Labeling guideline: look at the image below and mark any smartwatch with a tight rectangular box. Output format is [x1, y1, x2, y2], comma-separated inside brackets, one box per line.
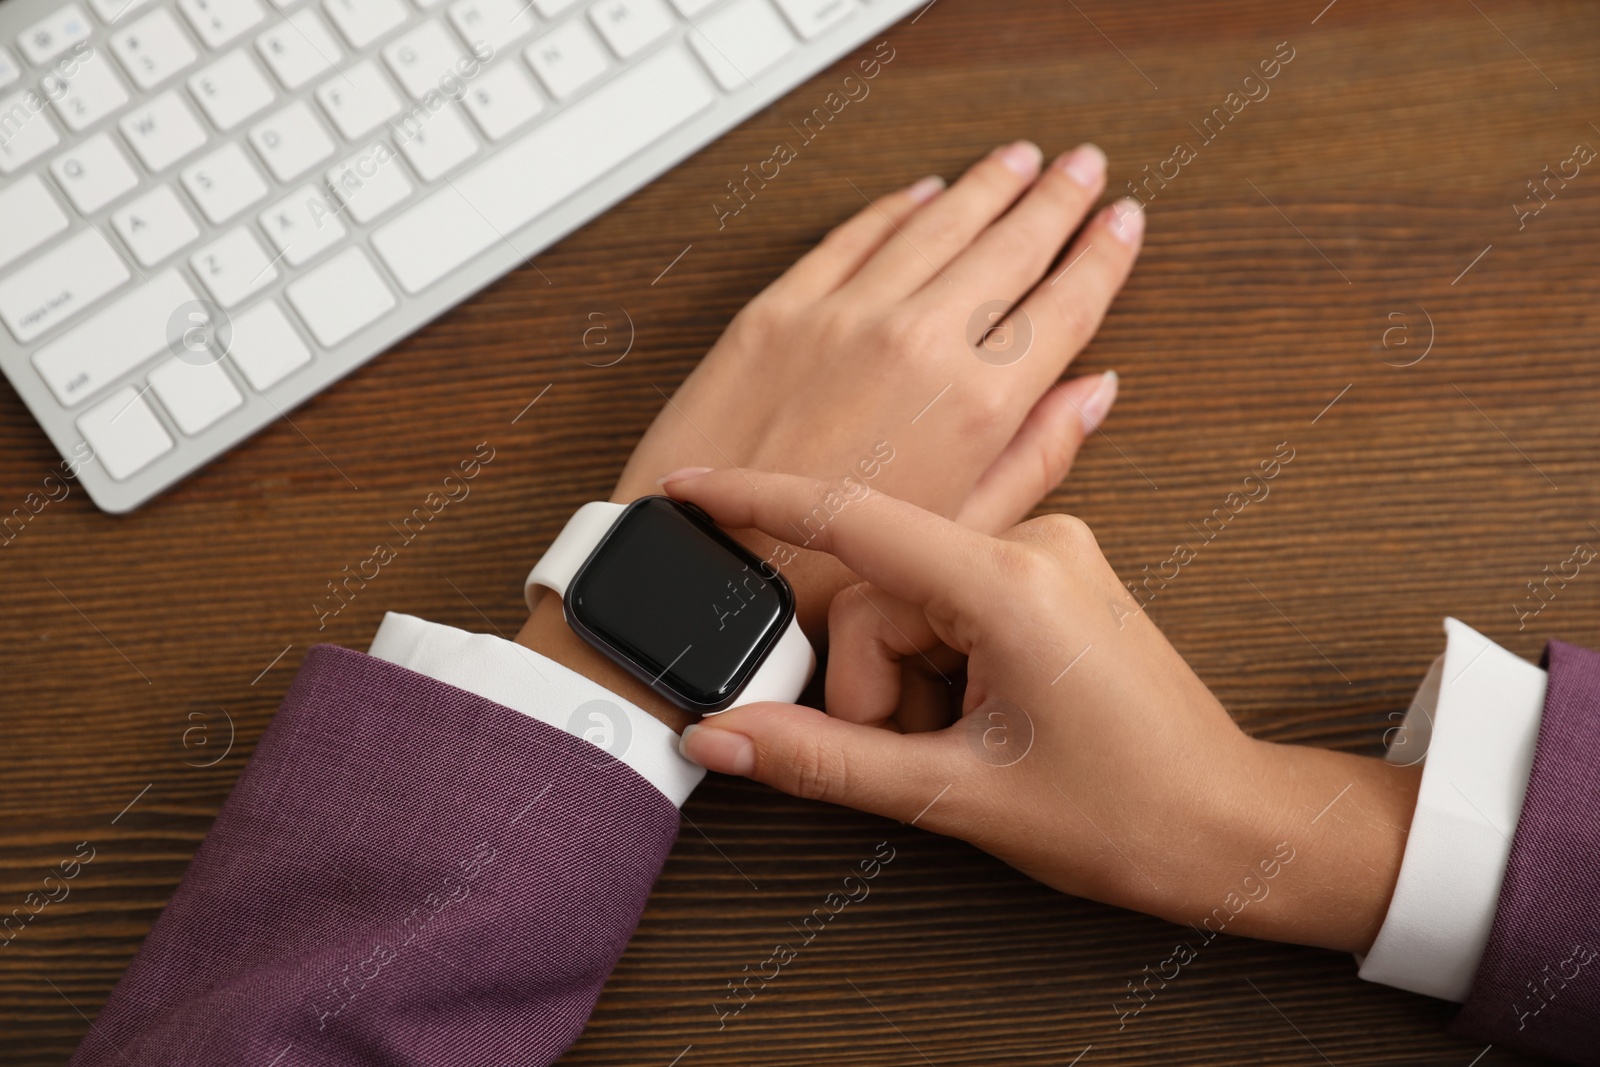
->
[524, 497, 815, 714]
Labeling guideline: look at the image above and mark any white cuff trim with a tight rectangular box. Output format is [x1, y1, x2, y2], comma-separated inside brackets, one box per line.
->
[1358, 617, 1546, 1002]
[367, 612, 705, 808]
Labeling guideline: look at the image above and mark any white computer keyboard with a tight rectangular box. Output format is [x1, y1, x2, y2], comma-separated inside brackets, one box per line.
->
[0, 0, 920, 512]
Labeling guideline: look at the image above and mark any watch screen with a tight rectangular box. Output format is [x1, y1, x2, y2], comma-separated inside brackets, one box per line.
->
[566, 497, 793, 709]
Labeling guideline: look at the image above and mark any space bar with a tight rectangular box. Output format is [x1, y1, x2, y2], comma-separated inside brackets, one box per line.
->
[373, 46, 716, 295]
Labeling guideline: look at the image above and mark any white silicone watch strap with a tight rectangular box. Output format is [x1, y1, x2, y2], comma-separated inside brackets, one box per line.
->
[524, 501, 626, 608]
[523, 501, 815, 709]
[710, 615, 814, 713]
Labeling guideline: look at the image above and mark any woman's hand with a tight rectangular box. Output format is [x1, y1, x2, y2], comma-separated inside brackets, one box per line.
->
[666, 469, 1422, 956]
[521, 141, 1141, 727]
[611, 139, 1140, 634]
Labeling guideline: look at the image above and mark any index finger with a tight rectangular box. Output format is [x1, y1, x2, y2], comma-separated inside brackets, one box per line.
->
[660, 468, 1001, 615]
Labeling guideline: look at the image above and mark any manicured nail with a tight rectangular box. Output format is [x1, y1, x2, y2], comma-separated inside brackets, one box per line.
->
[996, 140, 1043, 178]
[1109, 198, 1145, 244]
[1078, 370, 1118, 434]
[680, 724, 756, 775]
[1060, 143, 1106, 188]
[906, 174, 945, 203]
[656, 465, 714, 486]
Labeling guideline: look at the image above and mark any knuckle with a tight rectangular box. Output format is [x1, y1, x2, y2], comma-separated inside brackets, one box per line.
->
[729, 293, 791, 340]
[993, 539, 1060, 589]
[877, 309, 940, 360]
[786, 733, 849, 803]
[1051, 297, 1104, 349]
[827, 582, 871, 634]
[959, 385, 1014, 438]
[1033, 511, 1098, 552]
[1001, 513, 1098, 573]
[905, 209, 970, 252]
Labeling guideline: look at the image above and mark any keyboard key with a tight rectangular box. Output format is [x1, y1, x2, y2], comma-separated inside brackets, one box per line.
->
[0, 175, 70, 271]
[0, 46, 19, 90]
[111, 9, 200, 90]
[76, 386, 173, 480]
[189, 49, 277, 130]
[374, 45, 712, 293]
[177, 0, 266, 49]
[535, 0, 582, 13]
[382, 21, 465, 99]
[249, 100, 335, 181]
[666, 0, 716, 14]
[120, 90, 209, 170]
[256, 8, 343, 90]
[42, 49, 131, 133]
[589, 0, 674, 59]
[112, 184, 201, 265]
[90, 0, 162, 23]
[149, 356, 243, 433]
[191, 226, 279, 307]
[0, 229, 130, 343]
[461, 60, 542, 140]
[687, 0, 794, 91]
[260, 185, 347, 265]
[0, 91, 60, 174]
[524, 19, 607, 100]
[771, 0, 852, 38]
[182, 142, 269, 222]
[449, 0, 536, 53]
[226, 299, 311, 388]
[393, 100, 476, 180]
[326, 141, 412, 222]
[286, 247, 394, 345]
[51, 133, 141, 213]
[33, 270, 197, 404]
[323, 0, 409, 49]
[315, 60, 402, 139]
[19, 5, 93, 65]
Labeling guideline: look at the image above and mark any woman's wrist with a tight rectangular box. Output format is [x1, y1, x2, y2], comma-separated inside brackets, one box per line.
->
[1146, 736, 1421, 955]
[514, 595, 696, 734]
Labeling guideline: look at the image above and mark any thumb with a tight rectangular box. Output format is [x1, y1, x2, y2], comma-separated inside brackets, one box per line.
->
[680, 703, 964, 826]
[956, 370, 1117, 534]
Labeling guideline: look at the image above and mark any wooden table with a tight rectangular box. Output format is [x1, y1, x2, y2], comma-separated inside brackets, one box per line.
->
[3, 0, 1594, 1062]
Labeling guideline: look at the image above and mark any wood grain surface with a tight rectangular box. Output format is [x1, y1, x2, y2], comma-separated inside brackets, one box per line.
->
[3, 0, 1596, 1063]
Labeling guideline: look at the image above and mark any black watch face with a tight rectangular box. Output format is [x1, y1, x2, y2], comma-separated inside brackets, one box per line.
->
[565, 497, 795, 711]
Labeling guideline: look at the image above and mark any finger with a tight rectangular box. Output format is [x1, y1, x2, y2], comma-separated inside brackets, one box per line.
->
[955, 370, 1118, 533]
[846, 141, 1045, 302]
[825, 581, 944, 726]
[679, 703, 967, 826]
[999, 199, 1144, 391]
[926, 143, 1107, 308]
[660, 468, 999, 614]
[766, 175, 946, 302]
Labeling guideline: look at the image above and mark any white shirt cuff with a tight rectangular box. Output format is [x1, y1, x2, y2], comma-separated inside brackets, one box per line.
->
[367, 612, 705, 808]
[1357, 617, 1546, 1001]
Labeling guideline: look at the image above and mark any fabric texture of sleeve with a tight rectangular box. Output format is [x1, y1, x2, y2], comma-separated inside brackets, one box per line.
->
[68, 645, 683, 1067]
[1449, 638, 1600, 1063]
[367, 612, 704, 806]
[1358, 617, 1546, 1001]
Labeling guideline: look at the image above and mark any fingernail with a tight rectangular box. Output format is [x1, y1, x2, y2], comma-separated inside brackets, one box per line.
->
[1059, 143, 1106, 188]
[996, 140, 1043, 178]
[906, 174, 945, 204]
[1108, 198, 1145, 245]
[680, 724, 756, 775]
[656, 466, 714, 487]
[1078, 370, 1118, 434]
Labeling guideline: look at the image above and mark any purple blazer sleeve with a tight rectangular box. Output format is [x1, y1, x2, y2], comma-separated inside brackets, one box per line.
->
[68, 644, 682, 1067]
[1451, 639, 1600, 1065]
